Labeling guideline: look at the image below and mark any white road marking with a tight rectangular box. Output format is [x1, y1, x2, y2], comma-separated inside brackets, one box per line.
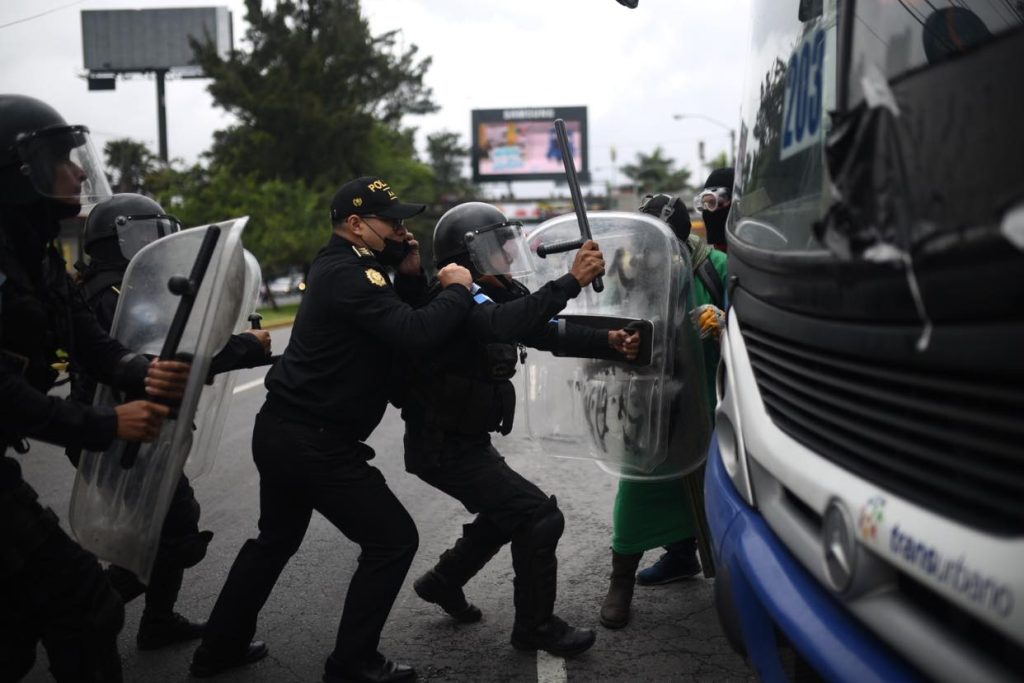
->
[233, 377, 266, 394]
[536, 650, 567, 683]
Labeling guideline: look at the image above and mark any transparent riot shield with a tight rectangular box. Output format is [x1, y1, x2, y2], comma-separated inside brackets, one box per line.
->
[521, 211, 710, 481]
[69, 217, 250, 581]
[184, 249, 263, 480]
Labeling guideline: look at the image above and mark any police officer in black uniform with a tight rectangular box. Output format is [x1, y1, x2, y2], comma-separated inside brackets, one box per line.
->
[191, 176, 475, 683]
[402, 202, 639, 658]
[0, 94, 190, 681]
[68, 192, 272, 651]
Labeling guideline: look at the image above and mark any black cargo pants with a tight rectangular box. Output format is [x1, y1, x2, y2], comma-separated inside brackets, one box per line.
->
[200, 406, 419, 667]
[406, 430, 565, 630]
[1, 482, 124, 683]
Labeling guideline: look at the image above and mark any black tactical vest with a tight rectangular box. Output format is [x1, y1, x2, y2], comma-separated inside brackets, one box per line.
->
[0, 222, 75, 395]
[407, 280, 521, 438]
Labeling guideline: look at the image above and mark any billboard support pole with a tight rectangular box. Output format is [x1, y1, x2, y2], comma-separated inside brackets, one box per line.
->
[156, 69, 169, 163]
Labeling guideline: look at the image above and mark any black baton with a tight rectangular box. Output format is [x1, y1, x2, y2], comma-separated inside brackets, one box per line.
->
[553, 118, 602, 293]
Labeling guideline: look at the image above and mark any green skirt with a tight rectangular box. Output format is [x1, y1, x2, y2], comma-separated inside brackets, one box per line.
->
[611, 478, 694, 555]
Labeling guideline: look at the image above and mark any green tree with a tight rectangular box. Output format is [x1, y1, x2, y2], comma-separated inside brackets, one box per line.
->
[620, 147, 693, 195]
[104, 138, 156, 193]
[192, 0, 438, 189]
[426, 130, 471, 202]
[704, 150, 730, 172]
[148, 163, 327, 277]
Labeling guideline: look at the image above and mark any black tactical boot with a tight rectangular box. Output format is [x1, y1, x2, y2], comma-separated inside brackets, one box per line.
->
[323, 653, 416, 683]
[413, 569, 482, 623]
[415, 524, 505, 624]
[190, 641, 268, 678]
[599, 550, 642, 629]
[136, 611, 205, 650]
[511, 615, 596, 657]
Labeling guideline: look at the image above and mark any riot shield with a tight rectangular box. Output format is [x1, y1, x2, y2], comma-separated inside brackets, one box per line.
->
[183, 249, 263, 479]
[521, 211, 711, 481]
[69, 217, 250, 582]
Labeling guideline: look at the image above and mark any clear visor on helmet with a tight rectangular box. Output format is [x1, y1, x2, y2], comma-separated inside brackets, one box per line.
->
[116, 214, 183, 261]
[464, 221, 534, 276]
[16, 125, 112, 207]
[694, 187, 731, 213]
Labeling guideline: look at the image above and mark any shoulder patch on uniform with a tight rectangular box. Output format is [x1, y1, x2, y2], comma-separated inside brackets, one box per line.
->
[351, 245, 373, 258]
[365, 268, 387, 287]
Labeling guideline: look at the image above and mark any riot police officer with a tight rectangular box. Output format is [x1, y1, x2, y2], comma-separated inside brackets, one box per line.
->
[402, 202, 639, 658]
[0, 94, 189, 681]
[69, 193, 271, 651]
[191, 176, 474, 682]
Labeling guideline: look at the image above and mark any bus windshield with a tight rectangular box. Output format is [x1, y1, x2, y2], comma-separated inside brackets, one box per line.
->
[730, 0, 837, 254]
[849, 2, 1023, 107]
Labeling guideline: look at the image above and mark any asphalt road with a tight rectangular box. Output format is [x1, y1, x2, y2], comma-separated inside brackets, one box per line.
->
[16, 326, 754, 683]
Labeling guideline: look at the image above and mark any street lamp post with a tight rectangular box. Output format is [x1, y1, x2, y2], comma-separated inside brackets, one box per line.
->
[673, 113, 736, 167]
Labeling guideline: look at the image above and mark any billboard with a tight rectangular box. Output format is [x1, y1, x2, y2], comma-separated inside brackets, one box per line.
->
[82, 7, 232, 75]
[471, 106, 588, 183]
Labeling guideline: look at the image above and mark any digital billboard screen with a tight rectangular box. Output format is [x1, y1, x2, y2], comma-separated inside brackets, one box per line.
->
[471, 106, 588, 183]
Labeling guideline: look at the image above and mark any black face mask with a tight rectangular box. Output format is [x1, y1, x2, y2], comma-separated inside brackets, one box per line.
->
[702, 210, 728, 245]
[360, 219, 412, 267]
[374, 237, 412, 267]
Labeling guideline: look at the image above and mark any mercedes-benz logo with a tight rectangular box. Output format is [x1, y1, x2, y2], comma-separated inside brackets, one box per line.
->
[823, 500, 858, 593]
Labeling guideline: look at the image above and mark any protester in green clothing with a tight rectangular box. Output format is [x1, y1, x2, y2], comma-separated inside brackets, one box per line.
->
[599, 169, 732, 630]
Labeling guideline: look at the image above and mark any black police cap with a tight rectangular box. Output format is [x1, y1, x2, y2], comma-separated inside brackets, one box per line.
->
[330, 176, 425, 223]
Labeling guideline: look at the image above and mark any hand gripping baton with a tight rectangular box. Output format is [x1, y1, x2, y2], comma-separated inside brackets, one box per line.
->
[541, 118, 603, 293]
[247, 313, 282, 367]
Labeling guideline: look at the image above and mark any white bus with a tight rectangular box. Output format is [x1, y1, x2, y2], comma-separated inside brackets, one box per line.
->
[707, 2, 1024, 681]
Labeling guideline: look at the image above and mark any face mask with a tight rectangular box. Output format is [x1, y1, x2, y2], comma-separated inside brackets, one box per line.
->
[702, 210, 728, 244]
[360, 218, 412, 267]
[374, 237, 412, 267]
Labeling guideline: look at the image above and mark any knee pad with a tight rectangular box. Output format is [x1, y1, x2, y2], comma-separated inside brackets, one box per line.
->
[105, 565, 146, 603]
[517, 497, 565, 550]
[160, 484, 202, 539]
[161, 529, 214, 569]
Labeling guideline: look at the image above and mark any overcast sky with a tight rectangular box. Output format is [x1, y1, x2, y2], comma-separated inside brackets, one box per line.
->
[0, 0, 751, 197]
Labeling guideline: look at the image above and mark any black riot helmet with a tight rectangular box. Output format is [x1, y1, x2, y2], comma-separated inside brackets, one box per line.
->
[433, 202, 534, 277]
[84, 193, 182, 265]
[433, 202, 508, 267]
[0, 94, 111, 208]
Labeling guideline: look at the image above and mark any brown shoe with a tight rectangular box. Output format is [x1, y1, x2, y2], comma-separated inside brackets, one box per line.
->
[599, 551, 642, 629]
